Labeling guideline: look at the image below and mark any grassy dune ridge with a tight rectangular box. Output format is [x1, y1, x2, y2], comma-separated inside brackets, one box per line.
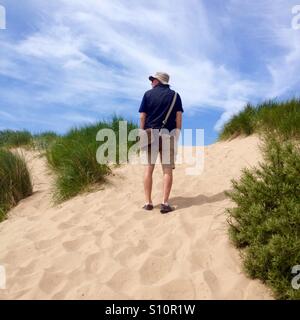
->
[0, 117, 138, 213]
[219, 98, 300, 141]
[0, 129, 60, 151]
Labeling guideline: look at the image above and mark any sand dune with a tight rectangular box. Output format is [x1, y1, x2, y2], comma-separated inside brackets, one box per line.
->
[0, 135, 273, 299]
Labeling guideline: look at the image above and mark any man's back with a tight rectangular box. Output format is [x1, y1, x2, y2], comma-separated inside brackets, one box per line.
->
[139, 83, 184, 132]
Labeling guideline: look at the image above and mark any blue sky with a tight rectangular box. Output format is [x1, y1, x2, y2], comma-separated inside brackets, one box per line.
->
[0, 0, 299, 145]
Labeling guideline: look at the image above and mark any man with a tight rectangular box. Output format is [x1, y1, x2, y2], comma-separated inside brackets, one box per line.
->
[139, 72, 184, 214]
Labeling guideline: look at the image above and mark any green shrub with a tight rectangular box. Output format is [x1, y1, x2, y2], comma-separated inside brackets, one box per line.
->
[0, 148, 33, 221]
[226, 134, 300, 299]
[219, 98, 300, 140]
[0, 130, 32, 148]
[46, 117, 138, 202]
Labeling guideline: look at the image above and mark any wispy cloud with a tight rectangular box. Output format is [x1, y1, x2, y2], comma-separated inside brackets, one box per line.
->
[0, 0, 299, 134]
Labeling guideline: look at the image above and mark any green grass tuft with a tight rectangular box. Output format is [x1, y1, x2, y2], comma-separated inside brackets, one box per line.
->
[46, 117, 138, 202]
[0, 130, 33, 148]
[0, 148, 33, 221]
[219, 98, 300, 140]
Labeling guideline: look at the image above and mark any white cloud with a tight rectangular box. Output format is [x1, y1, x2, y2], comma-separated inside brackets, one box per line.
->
[0, 0, 299, 134]
[0, 110, 14, 120]
[62, 112, 95, 124]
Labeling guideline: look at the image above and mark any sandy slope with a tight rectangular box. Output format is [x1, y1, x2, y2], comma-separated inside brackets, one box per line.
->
[0, 136, 273, 299]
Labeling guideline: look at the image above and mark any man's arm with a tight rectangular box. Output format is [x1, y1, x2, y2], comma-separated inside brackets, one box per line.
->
[175, 111, 182, 139]
[176, 111, 182, 130]
[140, 112, 147, 130]
[139, 92, 147, 130]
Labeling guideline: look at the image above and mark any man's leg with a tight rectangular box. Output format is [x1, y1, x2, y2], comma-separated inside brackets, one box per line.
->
[159, 135, 176, 213]
[160, 134, 176, 204]
[142, 140, 159, 210]
[144, 164, 155, 204]
[162, 166, 173, 204]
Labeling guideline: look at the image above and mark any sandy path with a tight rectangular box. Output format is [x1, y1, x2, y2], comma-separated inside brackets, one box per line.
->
[0, 136, 273, 299]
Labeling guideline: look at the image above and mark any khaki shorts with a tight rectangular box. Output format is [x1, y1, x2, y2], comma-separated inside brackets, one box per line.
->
[142, 134, 176, 169]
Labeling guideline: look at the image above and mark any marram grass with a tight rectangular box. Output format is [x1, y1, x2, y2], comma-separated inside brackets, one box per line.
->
[0, 129, 32, 148]
[0, 148, 33, 221]
[46, 117, 138, 202]
[219, 98, 300, 141]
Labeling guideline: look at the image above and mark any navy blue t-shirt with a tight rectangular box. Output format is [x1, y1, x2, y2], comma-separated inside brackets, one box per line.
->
[139, 84, 184, 132]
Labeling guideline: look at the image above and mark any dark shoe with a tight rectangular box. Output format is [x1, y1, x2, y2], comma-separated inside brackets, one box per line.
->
[160, 203, 174, 214]
[143, 204, 154, 211]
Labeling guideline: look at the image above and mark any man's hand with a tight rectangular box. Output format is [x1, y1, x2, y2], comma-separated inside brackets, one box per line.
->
[174, 128, 181, 141]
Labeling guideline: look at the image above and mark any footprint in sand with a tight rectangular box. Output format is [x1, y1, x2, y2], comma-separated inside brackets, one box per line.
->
[25, 229, 52, 241]
[38, 270, 66, 295]
[76, 225, 95, 233]
[26, 215, 40, 222]
[85, 252, 106, 274]
[2, 245, 36, 266]
[15, 260, 37, 276]
[203, 269, 221, 298]
[96, 284, 131, 300]
[160, 279, 195, 300]
[115, 247, 137, 266]
[57, 222, 73, 230]
[188, 249, 212, 272]
[57, 214, 83, 230]
[48, 252, 83, 273]
[115, 240, 149, 266]
[92, 230, 104, 247]
[10, 272, 42, 292]
[161, 233, 184, 252]
[107, 268, 138, 295]
[35, 235, 64, 250]
[150, 246, 170, 257]
[10, 289, 31, 300]
[62, 235, 93, 252]
[142, 217, 160, 229]
[50, 209, 77, 222]
[110, 220, 142, 241]
[193, 275, 212, 299]
[69, 282, 130, 300]
[66, 269, 94, 288]
[139, 255, 174, 285]
[225, 277, 249, 299]
[134, 239, 149, 255]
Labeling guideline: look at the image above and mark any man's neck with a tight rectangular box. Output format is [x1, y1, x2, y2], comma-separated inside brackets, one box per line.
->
[155, 83, 169, 88]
